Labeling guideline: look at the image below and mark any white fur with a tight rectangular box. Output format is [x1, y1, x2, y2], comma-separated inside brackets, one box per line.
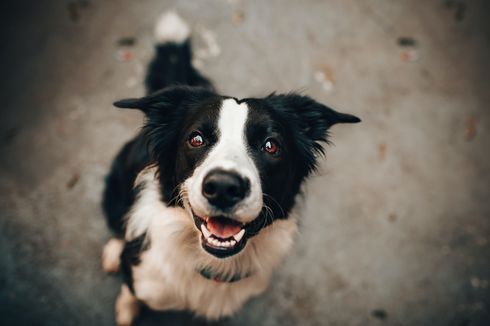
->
[101, 238, 124, 273]
[154, 11, 190, 44]
[185, 99, 263, 223]
[123, 167, 298, 320]
[125, 167, 163, 241]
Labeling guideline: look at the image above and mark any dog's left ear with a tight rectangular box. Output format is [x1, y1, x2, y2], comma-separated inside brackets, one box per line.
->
[266, 93, 360, 143]
[266, 93, 360, 174]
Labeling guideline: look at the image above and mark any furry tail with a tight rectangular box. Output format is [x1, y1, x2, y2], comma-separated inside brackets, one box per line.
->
[145, 11, 213, 94]
[154, 11, 190, 44]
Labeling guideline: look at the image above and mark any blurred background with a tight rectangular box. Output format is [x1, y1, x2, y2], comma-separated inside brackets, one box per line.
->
[0, 0, 489, 325]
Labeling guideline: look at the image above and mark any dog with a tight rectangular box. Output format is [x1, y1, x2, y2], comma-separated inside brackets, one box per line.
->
[101, 11, 360, 325]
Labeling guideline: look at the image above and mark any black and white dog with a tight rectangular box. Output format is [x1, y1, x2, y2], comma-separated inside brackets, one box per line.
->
[101, 11, 360, 325]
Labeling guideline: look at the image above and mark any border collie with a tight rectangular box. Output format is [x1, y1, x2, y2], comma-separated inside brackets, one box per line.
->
[101, 11, 360, 325]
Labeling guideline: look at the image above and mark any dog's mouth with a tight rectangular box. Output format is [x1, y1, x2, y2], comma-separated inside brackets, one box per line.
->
[193, 215, 249, 258]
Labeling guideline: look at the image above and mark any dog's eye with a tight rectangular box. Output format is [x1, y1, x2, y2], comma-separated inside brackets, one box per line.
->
[188, 132, 205, 148]
[262, 139, 280, 156]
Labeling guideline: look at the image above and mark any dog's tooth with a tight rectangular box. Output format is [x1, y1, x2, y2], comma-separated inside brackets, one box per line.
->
[224, 241, 230, 247]
[201, 224, 211, 239]
[230, 239, 237, 247]
[233, 229, 245, 242]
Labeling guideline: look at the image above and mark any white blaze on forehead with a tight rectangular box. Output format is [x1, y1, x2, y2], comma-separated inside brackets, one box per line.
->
[216, 99, 249, 163]
[185, 98, 263, 223]
[220, 99, 248, 131]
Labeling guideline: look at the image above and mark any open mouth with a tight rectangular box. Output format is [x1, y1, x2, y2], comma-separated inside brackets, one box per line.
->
[193, 215, 249, 258]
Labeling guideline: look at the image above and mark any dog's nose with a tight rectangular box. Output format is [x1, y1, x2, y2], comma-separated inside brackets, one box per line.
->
[202, 170, 249, 209]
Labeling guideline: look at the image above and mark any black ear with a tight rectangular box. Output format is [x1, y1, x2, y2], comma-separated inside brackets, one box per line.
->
[266, 93, 360, 142]
[265, 93, 359, 174]
[112, 85, 216, 168]
[112, 85, 215, 114]
[321, 107, 361, 125]
[113, 98, 144, 109]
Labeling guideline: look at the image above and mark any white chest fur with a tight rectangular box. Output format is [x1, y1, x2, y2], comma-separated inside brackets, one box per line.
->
[125, 168, 298, 319]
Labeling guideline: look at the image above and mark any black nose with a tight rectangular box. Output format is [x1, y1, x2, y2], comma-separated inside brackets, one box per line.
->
[202, 169, 249, 209]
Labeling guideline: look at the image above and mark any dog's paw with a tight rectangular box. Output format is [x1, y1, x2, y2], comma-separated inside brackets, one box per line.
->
[101, 238, 124, 273]
[116, 285, 140, 326]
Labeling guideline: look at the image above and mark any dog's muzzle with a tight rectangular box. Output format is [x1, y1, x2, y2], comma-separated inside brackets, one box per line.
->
[191, 169, 265, 258]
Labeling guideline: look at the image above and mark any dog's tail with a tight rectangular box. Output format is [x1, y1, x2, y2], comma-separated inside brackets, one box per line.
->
[145, 11, 213, 94]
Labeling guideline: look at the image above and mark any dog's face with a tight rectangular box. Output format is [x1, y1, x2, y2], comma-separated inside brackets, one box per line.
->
[114, 86, 360, 259]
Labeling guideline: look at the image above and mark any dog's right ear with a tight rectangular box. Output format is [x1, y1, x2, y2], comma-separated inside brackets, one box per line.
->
[113, 86, 214, 115]
[113, 86, 216, 171]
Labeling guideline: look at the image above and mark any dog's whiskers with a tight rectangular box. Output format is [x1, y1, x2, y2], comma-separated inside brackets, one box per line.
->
[263, 193, 286, 219]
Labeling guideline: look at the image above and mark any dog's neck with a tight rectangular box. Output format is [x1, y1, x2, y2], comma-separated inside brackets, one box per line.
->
[197, 266, 252, 283]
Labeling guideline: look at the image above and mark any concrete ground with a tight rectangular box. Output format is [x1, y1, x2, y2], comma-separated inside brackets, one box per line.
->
[1, 0, 489, 325]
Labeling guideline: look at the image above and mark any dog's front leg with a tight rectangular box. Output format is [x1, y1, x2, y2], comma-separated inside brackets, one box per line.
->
[101, 238, 124, 273]
[115, 284, 140, 326]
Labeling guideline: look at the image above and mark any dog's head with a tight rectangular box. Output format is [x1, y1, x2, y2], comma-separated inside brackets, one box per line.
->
[114, 86, 360, 259]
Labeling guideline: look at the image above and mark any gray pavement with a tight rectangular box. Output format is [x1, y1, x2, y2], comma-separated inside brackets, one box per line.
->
[0, 0, 489, 325]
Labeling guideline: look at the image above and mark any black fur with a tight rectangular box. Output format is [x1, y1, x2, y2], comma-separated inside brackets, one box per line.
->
[102, 134, 151, 235]
[242, 95, 360, 231]
[103, 39, 214, 234]
[120, 233, 149, 293]
[114, 87, 223, 205]
[145, 41, 214, 93]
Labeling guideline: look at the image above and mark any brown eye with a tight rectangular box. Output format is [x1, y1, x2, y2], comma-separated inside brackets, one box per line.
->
[188, 132, 205, 148]
[263, 139, 280, 156]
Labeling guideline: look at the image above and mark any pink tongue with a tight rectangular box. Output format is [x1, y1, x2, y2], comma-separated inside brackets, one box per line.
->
[207, 217, 242, 238]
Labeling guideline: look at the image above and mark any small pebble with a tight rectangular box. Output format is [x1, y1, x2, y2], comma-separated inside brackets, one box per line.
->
[464, 116, 477, 141]
[372, 309, 387, 320]
[115, 49, 134, 62]
[470, 277, 488, 289]
[67, 173, 80, 189]
[117, 36, 137, 47]
[398, 37, 417, 47]
[232, 11, 245, 24]
[378, 143, 386, 161]
[400, 49, 419, 62]
[314, 67, 334, 92]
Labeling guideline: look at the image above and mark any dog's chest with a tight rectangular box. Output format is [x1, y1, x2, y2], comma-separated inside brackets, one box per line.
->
[131, 242, 270, 319]
[125, 168, 298, 319]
